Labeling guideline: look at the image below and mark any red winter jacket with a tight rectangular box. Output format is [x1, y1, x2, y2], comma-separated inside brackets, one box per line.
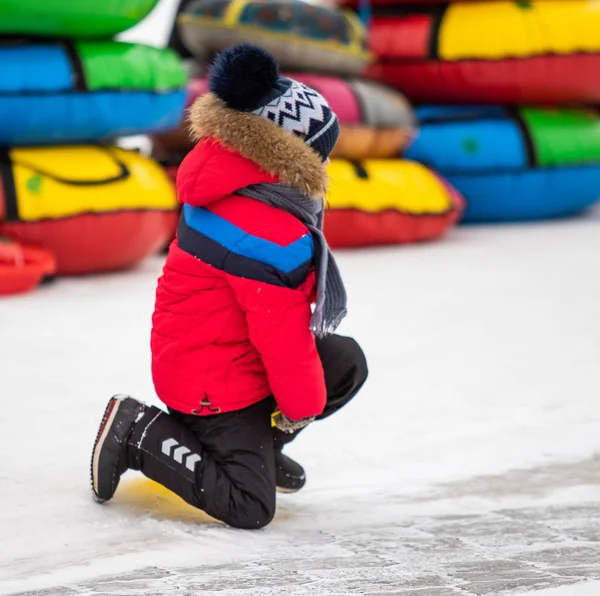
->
[151, 134, 328, 420]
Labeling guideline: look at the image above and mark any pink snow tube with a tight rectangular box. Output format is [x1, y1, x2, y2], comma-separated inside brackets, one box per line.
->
[153, 74, 415, 163]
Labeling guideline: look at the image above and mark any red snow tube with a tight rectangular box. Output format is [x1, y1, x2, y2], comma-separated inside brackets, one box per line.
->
[0, 146, 178, 275]
[0, 239, 56, 295]
[0, 213, 177, 276]
[367, 1, 600, 104]
[325, 160, 463, 248]
[369, 55, 600, 105]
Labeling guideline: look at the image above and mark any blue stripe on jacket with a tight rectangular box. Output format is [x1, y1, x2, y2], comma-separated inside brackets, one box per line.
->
[178, 205, 313, 289]
[182, 204, 313, 272]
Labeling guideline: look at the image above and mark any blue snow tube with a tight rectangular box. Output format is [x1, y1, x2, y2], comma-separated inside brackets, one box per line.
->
[0, 41, 187, 146]
[405, 106, 600, 222]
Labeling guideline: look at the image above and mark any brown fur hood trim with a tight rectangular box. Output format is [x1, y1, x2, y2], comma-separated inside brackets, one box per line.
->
[188, 94, 328, 199]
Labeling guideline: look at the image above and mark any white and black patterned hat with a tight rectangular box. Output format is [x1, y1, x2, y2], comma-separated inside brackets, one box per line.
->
[209, 44, 340, 161]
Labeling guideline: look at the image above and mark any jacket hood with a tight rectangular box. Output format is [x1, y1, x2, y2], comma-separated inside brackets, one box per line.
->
[176, 137, 279, 207]
[177, 93, 329, 207]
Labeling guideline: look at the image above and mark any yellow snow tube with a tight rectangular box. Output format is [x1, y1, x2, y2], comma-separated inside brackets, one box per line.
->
[324, 160, 464, 248]
[328, 160, 454, 213]
[3, 145, 176, 222]
[440, 0, 600, 61]
[0, 145, 178, 275]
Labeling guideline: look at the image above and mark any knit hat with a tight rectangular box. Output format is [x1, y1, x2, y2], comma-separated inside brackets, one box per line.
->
[208, 44, 340, 162]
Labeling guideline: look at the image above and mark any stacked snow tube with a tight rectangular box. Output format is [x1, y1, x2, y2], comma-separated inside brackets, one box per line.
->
[367, 0, 600, 104]
[163, 0, 465, 249]
[325, 160, 463, 247]
[350, 0, 600, 224]
[0, 41, 186, 145]
[405, 107, 600, 223]
[0, 0, 159, 37]
[177, 0, 372, 75]
[163, 157, 465, 246]
[286, 75, 415, 160]
[151, 78, 210, 167]
[157, 157, 464, 249]
[0, 0, 185, 294]
[161, 0, 375, 163]
[0, 146, 178, 274]
[153, 75, 416, 164]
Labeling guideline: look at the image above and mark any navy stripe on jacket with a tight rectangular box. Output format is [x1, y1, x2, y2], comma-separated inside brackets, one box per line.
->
[177, 207, 313, 290]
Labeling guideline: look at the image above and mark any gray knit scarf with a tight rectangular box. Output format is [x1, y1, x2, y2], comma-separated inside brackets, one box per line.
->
[236, 183, 347, 337]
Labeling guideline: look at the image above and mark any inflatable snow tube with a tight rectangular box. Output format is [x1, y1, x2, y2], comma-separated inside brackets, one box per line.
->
[151, 78, 209, 166]
[0, 0, 159, 38]
[0, 41, 186, 146]
[0, 239, 56, 296]
[368, 1, 600, 104]
[177, 0, 372, 76]
[0, 146, 178, 275]
[157, 159, 463, 248]
[287, 74, 416, 160]
[153, 75, 415, 163]
[405, 106, 600, 222]
[325, 160, 463, 248]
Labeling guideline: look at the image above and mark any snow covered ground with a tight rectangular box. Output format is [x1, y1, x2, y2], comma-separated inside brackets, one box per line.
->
[1, 3, 600, 593]
[2, 213, 600, 595]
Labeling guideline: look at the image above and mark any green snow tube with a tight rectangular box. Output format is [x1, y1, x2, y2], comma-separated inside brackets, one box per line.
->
[0, 0, 159, 38]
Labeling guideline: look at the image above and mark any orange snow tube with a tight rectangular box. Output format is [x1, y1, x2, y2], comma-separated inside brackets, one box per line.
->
[325, 160, 464, 248]
[0, 239, 56, 295]
[0, 146, 178, 275]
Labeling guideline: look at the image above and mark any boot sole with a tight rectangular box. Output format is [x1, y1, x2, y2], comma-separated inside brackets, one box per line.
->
[91, 396, 124, 504]
[276, 471, 306, 494]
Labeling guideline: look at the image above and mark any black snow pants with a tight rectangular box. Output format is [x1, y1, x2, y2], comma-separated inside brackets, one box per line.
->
[128, 335, 367, 529]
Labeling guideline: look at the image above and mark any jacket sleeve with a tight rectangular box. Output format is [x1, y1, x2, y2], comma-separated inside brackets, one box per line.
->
[225, 235, 326, 421]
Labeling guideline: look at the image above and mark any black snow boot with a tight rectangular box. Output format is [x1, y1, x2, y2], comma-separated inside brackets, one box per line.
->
[275, 450, 306, 493]
[90, 395, 147, 503]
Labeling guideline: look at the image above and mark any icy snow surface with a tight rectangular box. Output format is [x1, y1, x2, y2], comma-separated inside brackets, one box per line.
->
[2, 215, 600, 595]
[1, 4, 600, 592]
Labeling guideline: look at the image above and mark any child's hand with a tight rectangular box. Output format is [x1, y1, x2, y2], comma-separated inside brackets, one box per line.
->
[271, 410, 315, 434]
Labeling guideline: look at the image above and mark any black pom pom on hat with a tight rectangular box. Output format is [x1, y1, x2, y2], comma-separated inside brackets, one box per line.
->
[209, 43, 280, 111]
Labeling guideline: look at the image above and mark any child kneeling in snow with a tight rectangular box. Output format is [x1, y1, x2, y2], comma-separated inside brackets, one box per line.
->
[90, 44, 368, 529]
